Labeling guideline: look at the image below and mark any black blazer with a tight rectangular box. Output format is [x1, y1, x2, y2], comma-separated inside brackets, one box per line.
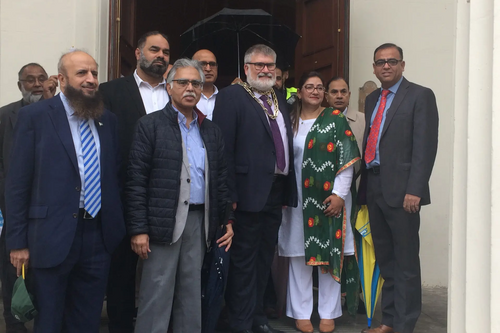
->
[212, 84, 297, 212]
[99, 75, 148, 186]
[0, 99, 24, 212]
[360, 77, 439, 207]
[5, 95, 125, 268]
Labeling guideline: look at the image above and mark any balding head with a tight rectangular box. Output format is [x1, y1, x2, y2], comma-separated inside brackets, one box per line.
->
[192, 49, 218, 85]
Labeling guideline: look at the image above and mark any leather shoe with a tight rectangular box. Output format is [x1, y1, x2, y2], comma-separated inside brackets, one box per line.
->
[233, 330, 254, 333]
[252, 324, 285, 333]
[319, 319, 335, 333]
[361, 325, 394, 333]
[295, 319, 314, 333]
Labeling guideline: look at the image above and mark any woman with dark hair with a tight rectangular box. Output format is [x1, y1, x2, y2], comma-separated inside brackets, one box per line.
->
[278, 72, 360, 333]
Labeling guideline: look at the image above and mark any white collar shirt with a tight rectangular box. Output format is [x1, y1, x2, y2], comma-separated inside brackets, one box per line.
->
[196, 85, 219, 120]
[133, 69, 169, 114]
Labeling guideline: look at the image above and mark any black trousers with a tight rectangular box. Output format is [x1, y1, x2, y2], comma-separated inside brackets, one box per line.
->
[227, 176, 285, 331]
[106, 235, 138, 333]
[366, 171, 422, 333]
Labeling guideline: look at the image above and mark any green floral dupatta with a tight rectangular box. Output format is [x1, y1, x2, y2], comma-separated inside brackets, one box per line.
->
[302, 108, 360, 281]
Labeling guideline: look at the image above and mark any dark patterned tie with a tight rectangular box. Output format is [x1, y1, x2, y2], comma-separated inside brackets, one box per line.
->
[259, 95, 286, 171]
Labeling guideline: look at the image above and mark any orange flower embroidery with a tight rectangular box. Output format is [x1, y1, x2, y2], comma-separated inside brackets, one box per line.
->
[332, 110, 341, 115]
[304, 178, 310, 188]
[327, 142, 334, 152]
[308, 139, 314, 149]
[310, 257, 316, 262]
[308, 218, 314, 227]
[345, 130, 352, 136]
[323, 181, 331, 191]
[336, 229, 342, 239]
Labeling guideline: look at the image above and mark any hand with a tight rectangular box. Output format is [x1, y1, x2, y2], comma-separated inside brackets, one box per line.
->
[232, 202, 237, 211]
[42, 75, 58, 99]
[231, 77, 243, 85]
[10, 248, 29, 277]
[323, 194, 344, 218]
[216, 224, 234, 252]
[403, 194, 421, 213]
[131, 234, 151, 259]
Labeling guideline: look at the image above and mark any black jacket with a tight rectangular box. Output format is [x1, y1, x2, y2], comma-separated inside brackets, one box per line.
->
[125, 102, 233, 244]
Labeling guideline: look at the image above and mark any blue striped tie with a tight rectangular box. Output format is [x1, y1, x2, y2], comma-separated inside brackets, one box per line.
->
[80, 120, 101, 218]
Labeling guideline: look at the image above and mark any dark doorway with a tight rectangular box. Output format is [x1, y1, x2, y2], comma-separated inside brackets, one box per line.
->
[108, 0, 349, 88]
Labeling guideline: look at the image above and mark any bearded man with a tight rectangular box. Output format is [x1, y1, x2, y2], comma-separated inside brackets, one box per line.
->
[6, 50, 125, 333]
[0, 62, 57, 333]
[98, 30, 170, 333]
[213, 44, 297, 333]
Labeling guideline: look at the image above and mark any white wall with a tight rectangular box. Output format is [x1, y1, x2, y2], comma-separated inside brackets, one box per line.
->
[0, 0, 109, 106]
[350, 0, 456, 286]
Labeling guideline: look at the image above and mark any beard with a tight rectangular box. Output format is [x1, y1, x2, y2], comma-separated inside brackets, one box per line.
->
[139, 51, 168, 78]
[247, 72, 276, 92]
[20, 85, 43, 104]
[65, 84, 104, 120]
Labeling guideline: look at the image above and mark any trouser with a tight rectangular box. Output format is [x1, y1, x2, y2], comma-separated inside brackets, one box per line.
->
[367, 171, 422, 333]
[134, 210, 205, 333]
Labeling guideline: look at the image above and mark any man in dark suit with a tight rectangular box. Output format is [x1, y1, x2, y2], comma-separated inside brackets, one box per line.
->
[6, 50, 125, 332]
[0, 63, 57, 333]
[213, 44, 297, 333]
[359, 43, 439, 333]
[98, 30, 170, 333]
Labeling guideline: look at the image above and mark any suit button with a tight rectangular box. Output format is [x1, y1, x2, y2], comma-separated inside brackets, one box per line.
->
[187, 179, 191, 183]
[75, 186, 80, 191]
[184, 200, 188, 205]
[73, 213, 77, 218]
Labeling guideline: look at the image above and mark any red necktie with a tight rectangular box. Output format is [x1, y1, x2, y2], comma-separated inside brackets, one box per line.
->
[365, 89, 390, 163]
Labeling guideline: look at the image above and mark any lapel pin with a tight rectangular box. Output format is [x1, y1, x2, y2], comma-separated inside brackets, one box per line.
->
[99, 122, 103, 126]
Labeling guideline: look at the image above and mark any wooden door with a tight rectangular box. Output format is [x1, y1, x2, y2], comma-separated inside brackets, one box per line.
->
[294, 0, 349, 85]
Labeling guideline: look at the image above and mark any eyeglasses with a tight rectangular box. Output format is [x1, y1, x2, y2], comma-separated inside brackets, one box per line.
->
[328, 89, 349, 96]
[199, 61, 218, 68]
[276, 76, 282, 81]
[246, 62, 276, 71]
[374, 58, 402, 67]
[172, 79, 203, 89]
[303, 85, 325, 93]
[19, 76, 48, 85]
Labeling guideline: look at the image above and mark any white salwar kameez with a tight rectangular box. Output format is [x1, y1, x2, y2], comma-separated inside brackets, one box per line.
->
[278, 117, 355, 320]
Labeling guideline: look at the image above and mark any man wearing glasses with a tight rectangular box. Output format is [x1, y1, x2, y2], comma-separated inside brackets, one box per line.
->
[213, 44, 297, 333]
[359, 43, 439, 333]
[126, 58, 234, 332]
[325, 76, 365, 154]
[0, 62, 57, 333]
[192, 49, 219, 120]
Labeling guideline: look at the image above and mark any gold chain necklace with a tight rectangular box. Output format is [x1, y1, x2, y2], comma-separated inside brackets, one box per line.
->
[238, 82, 280, 120]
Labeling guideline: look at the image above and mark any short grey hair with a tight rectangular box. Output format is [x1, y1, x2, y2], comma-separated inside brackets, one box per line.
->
[57, 49, 97, 75]
[166, 58, 205, 84]
[244, 44, 276, 64]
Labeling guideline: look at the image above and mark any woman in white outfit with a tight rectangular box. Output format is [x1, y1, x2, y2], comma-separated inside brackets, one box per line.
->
[278, 72, 360, 333]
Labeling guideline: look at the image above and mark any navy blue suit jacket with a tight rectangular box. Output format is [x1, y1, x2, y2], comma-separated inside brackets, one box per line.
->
[5, 95, 125, 268]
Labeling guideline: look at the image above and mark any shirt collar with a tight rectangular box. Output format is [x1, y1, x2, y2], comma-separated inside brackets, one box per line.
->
[384, 76, 404, 95]
[201, 85, 218, 100]
[133, 69, 166, 89]
[172, 104, 198, 126]
[59, 91, 76, 117]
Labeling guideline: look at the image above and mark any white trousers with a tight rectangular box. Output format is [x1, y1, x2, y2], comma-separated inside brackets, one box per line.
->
[286, 256, 342, 320]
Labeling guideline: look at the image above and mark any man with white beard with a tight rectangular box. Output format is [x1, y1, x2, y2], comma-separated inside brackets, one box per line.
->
[213, 44, 297, 333]
[0, 62, 57, 333]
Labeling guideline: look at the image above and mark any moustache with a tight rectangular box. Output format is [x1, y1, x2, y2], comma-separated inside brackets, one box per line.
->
[82, 84, 96, 89]
[183, 92, 197, 98]
[257, 73, 273, 78]
[153, 58, 166, 65]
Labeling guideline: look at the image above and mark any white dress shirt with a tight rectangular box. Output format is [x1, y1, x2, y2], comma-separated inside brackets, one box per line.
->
[196, 85, 218, 120]
[133, 70, 169, 114]
[60, 92, 101, 208]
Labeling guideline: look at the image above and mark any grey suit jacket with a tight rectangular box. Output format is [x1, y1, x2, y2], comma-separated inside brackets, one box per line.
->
[345, 106, 365, 155]
[361, 77, 439, 207]
[0, 99, 25, 210]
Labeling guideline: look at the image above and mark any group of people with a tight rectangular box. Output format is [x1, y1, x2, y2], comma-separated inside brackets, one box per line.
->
[0, 29, 438, 333]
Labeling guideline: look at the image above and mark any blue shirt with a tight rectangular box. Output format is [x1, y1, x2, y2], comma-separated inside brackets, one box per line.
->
[174, 106, 206, 204]
[60, 92, 101, 208]
[366, 76, 404, 168]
